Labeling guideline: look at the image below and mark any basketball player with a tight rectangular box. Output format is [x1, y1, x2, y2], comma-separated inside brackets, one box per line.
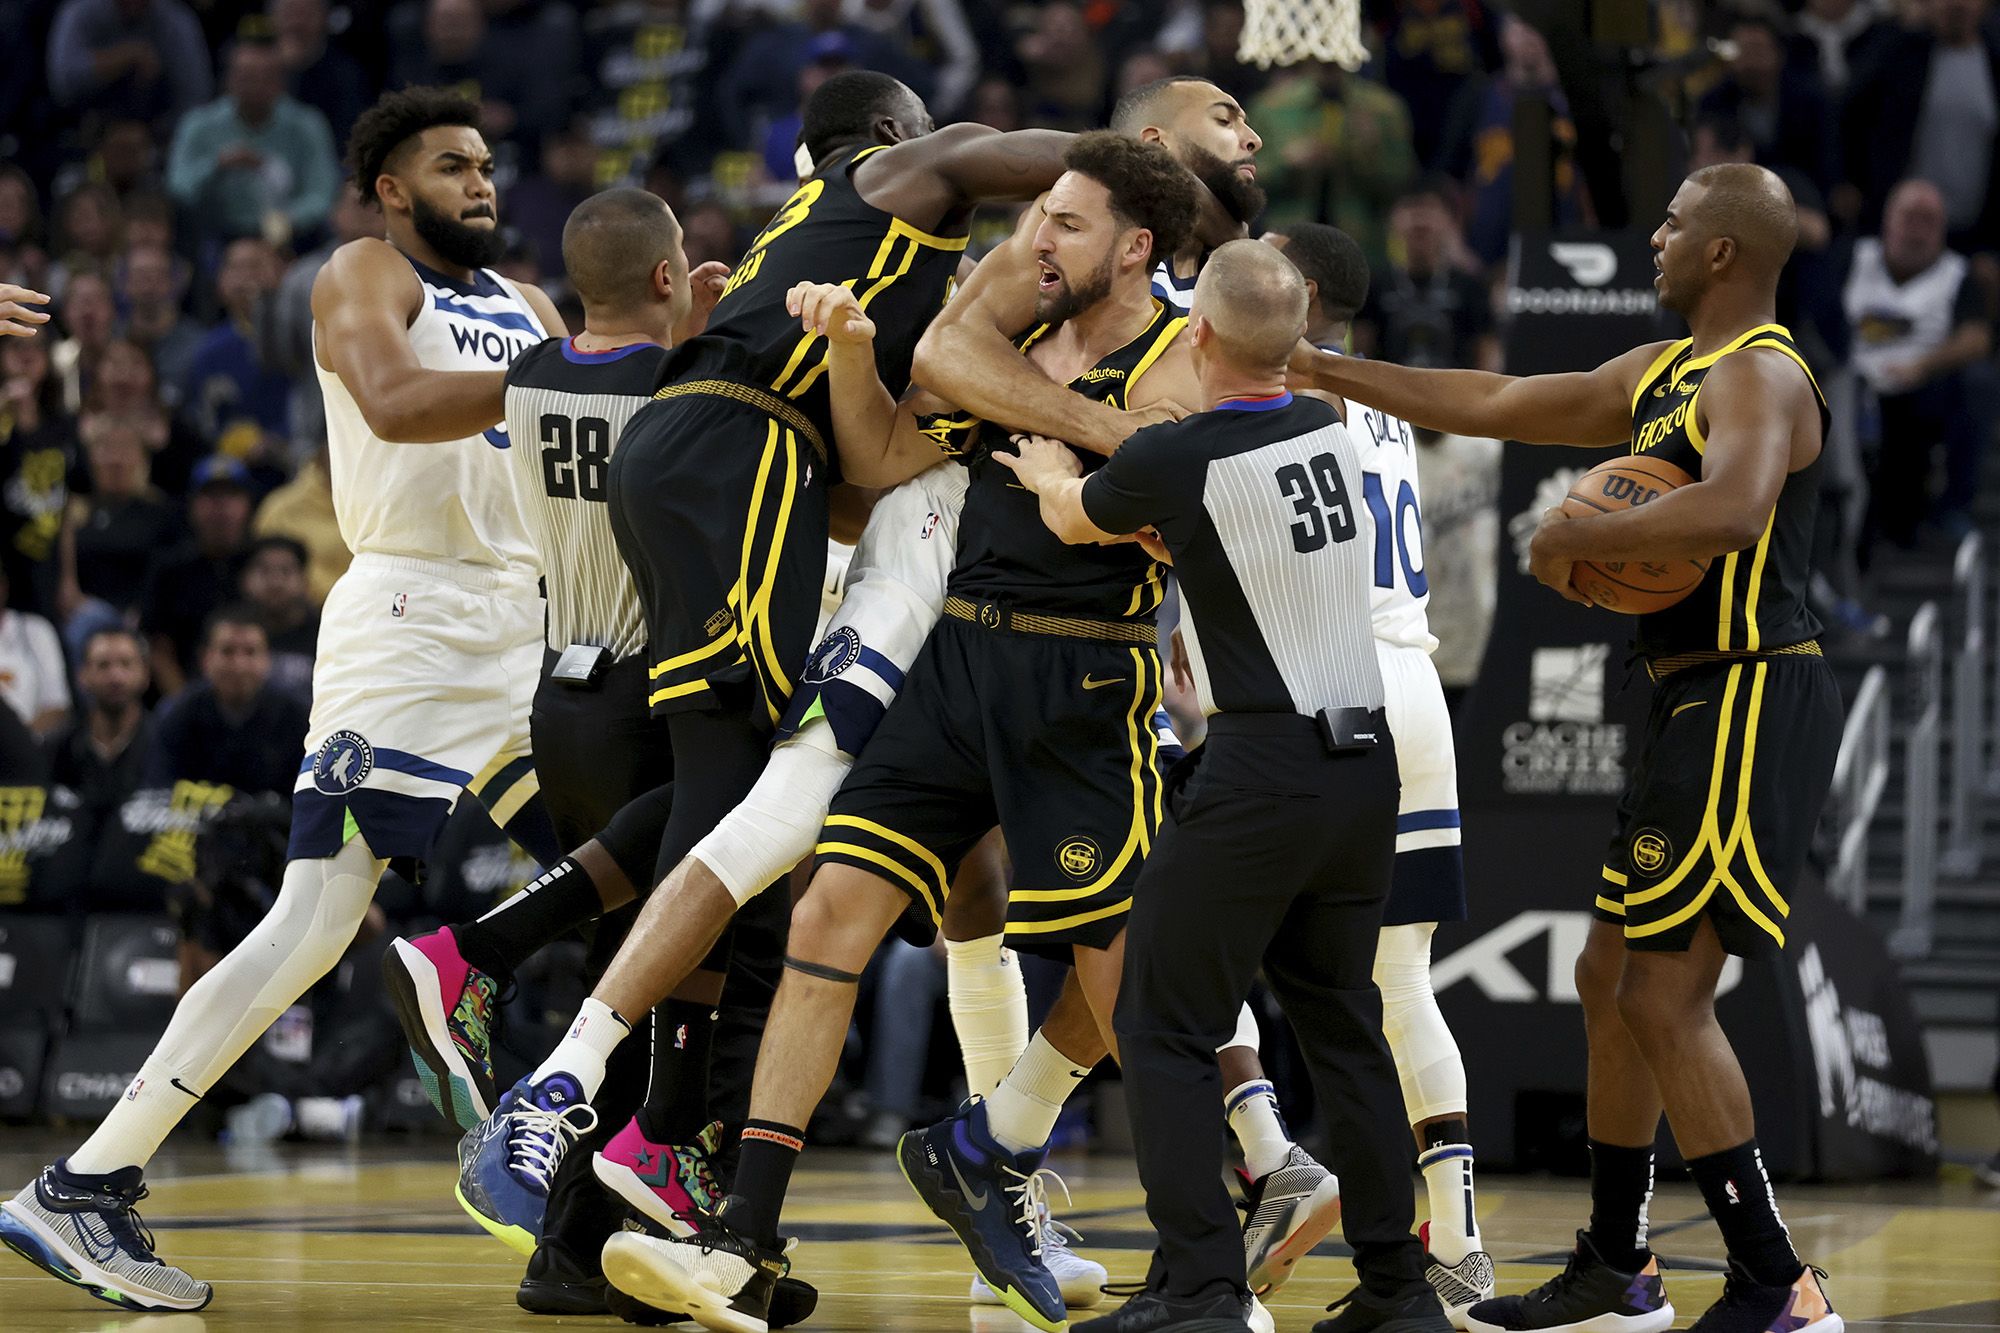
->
[1298, 164, 1843, 1333]
[1002, 236, 1449, 1333]
[450, 69, 1086, 1248]
[0, 283, 50, 337]
[1264, 222, 1494, 1325]
[0, 87, 566, 1313]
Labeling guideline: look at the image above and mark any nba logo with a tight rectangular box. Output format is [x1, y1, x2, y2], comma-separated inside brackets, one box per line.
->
[920, 512, 941, 539]
[391, 592, 408, 618]
[126, 1077, 144, 1101]
[674, 1023, 689, 1050]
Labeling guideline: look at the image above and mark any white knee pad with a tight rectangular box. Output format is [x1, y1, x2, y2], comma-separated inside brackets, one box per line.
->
[691, 727, 852, 905]
[1373, 922, 1468, 1124]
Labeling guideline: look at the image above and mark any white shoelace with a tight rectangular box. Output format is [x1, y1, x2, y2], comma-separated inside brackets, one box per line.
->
[1013, 1167, 1076, 1261]
[508, 1101, 600, 1189]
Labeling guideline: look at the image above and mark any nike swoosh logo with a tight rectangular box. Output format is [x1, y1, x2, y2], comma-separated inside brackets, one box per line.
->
[1671, 700, 1707, 716]
[1081, 675, 1125, 690]
[947, 1154, 989, 1210]
[170, 1078, 201, 1099]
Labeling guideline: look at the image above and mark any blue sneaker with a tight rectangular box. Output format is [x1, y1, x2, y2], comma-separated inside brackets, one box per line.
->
[0, 1160, 211, 1311]
[455, 1073, 599, 1257]
[898, 1103, 1068, 1333]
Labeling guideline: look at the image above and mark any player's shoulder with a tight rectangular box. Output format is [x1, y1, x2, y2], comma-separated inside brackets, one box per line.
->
[310, 237, 422, 318]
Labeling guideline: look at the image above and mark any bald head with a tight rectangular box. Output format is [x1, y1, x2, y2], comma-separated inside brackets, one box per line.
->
[562, 187, 682, 313]
[1191, 239, 1309, 372]
[1685, 162, 1798, 278]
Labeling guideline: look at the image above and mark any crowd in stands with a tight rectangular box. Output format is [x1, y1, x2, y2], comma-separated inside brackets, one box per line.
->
[0, 0, 1993, 1140]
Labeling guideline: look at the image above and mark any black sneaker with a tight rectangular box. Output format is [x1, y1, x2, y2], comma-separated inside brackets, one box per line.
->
[1316, 1284, 1456, 1333]
[1076, 1283, 1255, 1331]
[517, 1237, 610, 1315]
[599, 1200, 784, 1333]
[605, 1273, 816, 1328]
[1687, 1262, 1840, 1333]
[1465, 1231, 1672, 1333]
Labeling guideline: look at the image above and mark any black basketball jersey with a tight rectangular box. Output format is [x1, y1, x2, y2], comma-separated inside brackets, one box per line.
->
[659, 144, 968, 460]
[944, 300, 1185, 620]
[1627, 322, 1827, 657]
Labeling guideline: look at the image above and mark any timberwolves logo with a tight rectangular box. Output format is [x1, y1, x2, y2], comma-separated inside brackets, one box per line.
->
[1631, 828, 1672, 877]
[312, 730, 375, 795]
[803, 627, 861, 685]
[1056, 836, 1100, 880]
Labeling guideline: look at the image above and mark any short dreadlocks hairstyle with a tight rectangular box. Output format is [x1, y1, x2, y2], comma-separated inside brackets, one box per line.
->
[1060, 131, 1199, 264]
[346, 87, 483, 206]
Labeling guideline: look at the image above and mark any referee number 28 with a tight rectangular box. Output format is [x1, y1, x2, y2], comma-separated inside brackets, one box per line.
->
[1275, 454, 1357, 553]
[541, 414, 610, 501]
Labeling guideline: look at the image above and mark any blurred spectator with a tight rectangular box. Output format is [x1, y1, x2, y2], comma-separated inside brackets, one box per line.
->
[1440, 14, 1586, 268]
[762, 55, 852, 182]
[52, 270, 118, 413]
[184, 236, 291, 443]
[239, 533, 317, 701]
[1357, 178, 1500, 372]
[1379, 0, 1503, 171]
[390, 0, 572, 150]
[509, 122, 597, 295]
[580, 0, 723, 183]
[51, 183, 125, 300]
[146, 604, 308, 794]
[253, 446, 347, 604]
[254, 185, 381, 455]
[46, 0, 215, 131]
[53, 117, 165, 206]
[680, 201, 739, 270]
[721, 5, 927, 151]
[841, 0, 981, 118]
[1413, 426, 1501, 710]
[62, 410, 183, 622]
[85, 337, 206, 495]
[1843, 0, 2000, 249]
[119, 192, 178, 259]
[0, 335, 80, 618]
[0, 567, 73, 737]
[269, 0, 372, 143]
[1250, 63, 1416, 265]
[1695, 11, 1838, 198]
[1845, 179, 1994, 548]
[1013, 1, 1107, 131]
[0, 169, 47, 254]
[1183, 1, 1269, 103]
[144, 456, 255, 695]
[167, 35, 341, 245]
[118, 243, 205, 393]
[1791, 0, 1895, 96]
[966, 75, 1025, 132]
[45, 624, 154, 812]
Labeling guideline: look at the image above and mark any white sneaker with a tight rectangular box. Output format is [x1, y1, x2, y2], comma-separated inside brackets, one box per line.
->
[1249, 1293, 1275, 1333]
[968, 1175, 1105, 1309]
[1242, 1144, 1342, 1295]
[1426, 1245, 1497, 1330]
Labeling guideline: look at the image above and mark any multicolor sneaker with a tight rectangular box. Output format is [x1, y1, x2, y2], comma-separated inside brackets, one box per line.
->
[455, 1073, 599, 1257]
[899, 1102, 1068, 1333]
[1421, 1221, 1497, 1330]
[1242, 1144, 1344, 1295]
[1687, 1263, 1841, 1333]
[595, 1118, 723, 1237]
[385, 927, 501, 1130]
[970, 1182, 1106, 1309]
[600, 1201, 789, 1333]
[1464, 1231, 1672, 1333]
[0, 1161, 211, 1312]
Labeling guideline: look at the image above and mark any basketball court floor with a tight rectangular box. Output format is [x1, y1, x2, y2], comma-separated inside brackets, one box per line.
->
[1, 1136, 1995, 1331]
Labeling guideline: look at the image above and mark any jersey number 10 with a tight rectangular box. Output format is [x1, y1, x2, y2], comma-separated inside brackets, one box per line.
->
[541, 414, 610, 501]
[1362, 472, 1427, 598]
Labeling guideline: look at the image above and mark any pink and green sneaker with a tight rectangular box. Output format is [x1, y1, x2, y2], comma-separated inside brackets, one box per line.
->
[384, 927, 500, 1130]
[593, 1118, 723, 1237]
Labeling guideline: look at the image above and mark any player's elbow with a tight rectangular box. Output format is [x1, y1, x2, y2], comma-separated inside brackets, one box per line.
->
[911, 320, 960, 394]
[1713, 505, 1771, 553]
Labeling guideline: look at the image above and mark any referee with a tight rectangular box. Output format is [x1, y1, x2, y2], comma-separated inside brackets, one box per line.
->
[1000, 240, 1448, 1333]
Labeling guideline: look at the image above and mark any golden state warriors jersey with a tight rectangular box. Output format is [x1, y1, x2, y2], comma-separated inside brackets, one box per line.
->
[942, 300, 1184, 620]
[1627, 323, 1827, 657]
[662, 144, 968, 462]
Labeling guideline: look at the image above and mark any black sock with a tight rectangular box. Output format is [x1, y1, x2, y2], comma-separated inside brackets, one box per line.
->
[1421, 1117, 1470, 1152]
[727, 1121, 804, 1248]
[1585, 1139, 1656, 1269]
[453, 856, 601, 980]
[637, 999, 718, 1144]
[1687, 1139, 1803, 1287]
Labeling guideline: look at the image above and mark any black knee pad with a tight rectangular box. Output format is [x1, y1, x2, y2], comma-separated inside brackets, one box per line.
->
[597, 782, 675, 893]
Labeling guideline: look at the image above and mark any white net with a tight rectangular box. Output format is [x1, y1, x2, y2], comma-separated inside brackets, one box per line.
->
[1238, 0, 1369, 71]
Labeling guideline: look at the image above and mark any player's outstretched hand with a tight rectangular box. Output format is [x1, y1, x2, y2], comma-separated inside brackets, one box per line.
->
[994, 432, 1083, 493]
[677, 261, 732, 340]
[1528, 507, 1592, 605]
[787, 281, 875, 344]
[1135, 526, 1173, 565]
[0, 284, 52, 338]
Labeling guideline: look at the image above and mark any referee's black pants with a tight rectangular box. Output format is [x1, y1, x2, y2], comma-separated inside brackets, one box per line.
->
[1115, 712, 1428, 1301]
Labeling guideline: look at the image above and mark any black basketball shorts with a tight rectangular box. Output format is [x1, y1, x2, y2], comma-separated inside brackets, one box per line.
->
[608, 386, 830, 731]
[529, 650, 672, 851]
[1595, 653, 1842, 958]
[816, 613, 1166, 959]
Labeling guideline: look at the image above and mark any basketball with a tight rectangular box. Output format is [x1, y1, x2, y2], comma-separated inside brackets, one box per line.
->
[1559, 455, 1710, 613]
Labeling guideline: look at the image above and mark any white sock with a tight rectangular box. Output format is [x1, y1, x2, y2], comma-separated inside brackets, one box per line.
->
[946, 933, 1029, 1100]
[1418, 1143, 1480, 1263]
[69, 838, 386, 1175]
[530, 997, 632, 1103]
[1225, 1080, 1295, 1180]
[985, 1030, 1091, 1155]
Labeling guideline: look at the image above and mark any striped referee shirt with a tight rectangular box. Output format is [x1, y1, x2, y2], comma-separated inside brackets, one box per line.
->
[502, 337, 672, 658]
[1081, 392, 1383, 717]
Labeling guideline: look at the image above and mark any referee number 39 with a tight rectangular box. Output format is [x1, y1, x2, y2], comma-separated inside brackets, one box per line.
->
[1275, 454, 1358, 553]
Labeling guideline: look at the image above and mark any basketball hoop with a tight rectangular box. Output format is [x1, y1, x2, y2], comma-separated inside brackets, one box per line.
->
[1237, 0, 1369, 71]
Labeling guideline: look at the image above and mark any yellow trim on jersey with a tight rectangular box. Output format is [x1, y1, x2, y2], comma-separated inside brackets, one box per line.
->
[1630, 339, 1692, 416]
[733, 423, 799, 723]
[1005, 896, 1134, 935]
[822, 815, 950, 897]
[1715, 545, 1741, 652]
[1717, 663, 1787, 941]
[815, 840, 943, 925]
[1742, 337, 1826, 406]
[1685, 376, 1709, 454]
[850, 144, 890, 164]
[1124, 313, 1186, 398]
[786, 236, 924, 400]
[1740, 507, 1778, 652]
[1624, 664, 1743, 909]
[1595, 895, 1627, 916]
[1123, 562, 1165, 618]
[1670, 323, 1786, 382]
[650, 629, 739, 679]
[1602, 866, 1629, 887]
[649, 678, 714, 707]
[884, 214, 971, 253]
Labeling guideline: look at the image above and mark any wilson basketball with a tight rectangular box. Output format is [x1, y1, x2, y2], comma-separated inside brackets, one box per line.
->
[1559, 455, 1710, 614]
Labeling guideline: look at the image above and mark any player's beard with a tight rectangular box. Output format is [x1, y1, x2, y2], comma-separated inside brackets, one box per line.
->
[1179, 144, 1266, 227]
[411, 194, 507, 270]
[1035, 246, 1117, 326]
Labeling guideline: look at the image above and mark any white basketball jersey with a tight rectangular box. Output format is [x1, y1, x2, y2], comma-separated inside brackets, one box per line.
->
[1151, 256, 1197, 315]
[315, 254, 546, 577]
[1330, 349, 1437, 654]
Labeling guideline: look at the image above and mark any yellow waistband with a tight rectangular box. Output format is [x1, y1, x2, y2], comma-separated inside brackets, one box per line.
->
[943, 595, 1157, 645]
[1645, 639, 1822, 682]
[652, 379, 826, 461]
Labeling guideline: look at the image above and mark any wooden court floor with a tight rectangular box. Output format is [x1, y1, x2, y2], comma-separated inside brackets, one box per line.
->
[2, 1136, 1996, 1332]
